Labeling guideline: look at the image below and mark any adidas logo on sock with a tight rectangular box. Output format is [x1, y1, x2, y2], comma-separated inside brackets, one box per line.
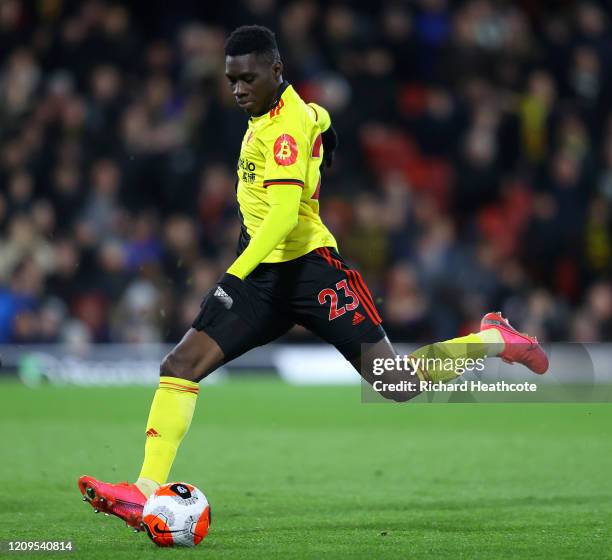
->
[214, 286, 233, 309]
[146, 428, 161, 438]
[352, 312, 365, 325]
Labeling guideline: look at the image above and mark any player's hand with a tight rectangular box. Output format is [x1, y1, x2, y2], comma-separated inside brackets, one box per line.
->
[321, 125, 338, 169]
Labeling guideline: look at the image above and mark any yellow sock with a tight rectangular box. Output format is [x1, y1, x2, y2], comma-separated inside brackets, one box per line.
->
[138, 376, 199, 486]
[476, 327, 504, 356]
[410, 330, 504, 383]
[135, 477, 159, 498]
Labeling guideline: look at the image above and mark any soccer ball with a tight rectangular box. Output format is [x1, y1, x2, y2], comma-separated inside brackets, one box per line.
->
[142, 482, 211, 547]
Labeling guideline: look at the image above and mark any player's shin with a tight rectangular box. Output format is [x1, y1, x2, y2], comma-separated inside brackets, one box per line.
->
[410, 330, 503, 383]
[136, 376, 199, 496]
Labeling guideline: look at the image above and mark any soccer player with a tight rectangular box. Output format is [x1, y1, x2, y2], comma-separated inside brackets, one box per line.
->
[78, 25, 548, 529]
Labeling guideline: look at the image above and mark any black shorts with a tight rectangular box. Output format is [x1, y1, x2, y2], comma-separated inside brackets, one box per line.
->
[192, 247, 386, 364]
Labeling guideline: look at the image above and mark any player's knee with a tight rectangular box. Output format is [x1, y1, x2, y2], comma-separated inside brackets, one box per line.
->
[160, 351, 196, 381]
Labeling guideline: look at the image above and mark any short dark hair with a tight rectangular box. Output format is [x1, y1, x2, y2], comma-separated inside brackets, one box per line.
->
[224, 25, 280, 63]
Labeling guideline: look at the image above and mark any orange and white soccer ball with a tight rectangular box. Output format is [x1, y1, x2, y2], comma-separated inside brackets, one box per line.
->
[142, 482, 211, 547]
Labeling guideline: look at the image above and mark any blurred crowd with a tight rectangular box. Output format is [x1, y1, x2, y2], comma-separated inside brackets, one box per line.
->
[1, 0, 612, 346]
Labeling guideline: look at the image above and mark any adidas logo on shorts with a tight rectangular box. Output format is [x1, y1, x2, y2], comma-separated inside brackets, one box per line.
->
[214, 286, 233, 309]
[352, 311, 365, 325]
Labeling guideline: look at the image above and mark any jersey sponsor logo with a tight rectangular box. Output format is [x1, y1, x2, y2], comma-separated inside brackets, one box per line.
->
[273, 134, 298, 166]
[238, 158, 256, 171]
[238, 157, 257, 184]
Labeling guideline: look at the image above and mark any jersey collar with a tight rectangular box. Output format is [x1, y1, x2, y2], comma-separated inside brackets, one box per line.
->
[250, 80, 290, 122]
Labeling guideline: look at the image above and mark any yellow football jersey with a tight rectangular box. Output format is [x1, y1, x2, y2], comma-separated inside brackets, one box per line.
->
[235, 82, 337, 263]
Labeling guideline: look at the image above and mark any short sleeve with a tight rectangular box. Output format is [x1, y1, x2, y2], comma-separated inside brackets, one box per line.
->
[308, 102, 331, 132]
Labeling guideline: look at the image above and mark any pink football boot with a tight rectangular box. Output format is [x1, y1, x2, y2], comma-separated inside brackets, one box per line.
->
[78, 475, 146, 531]
[480, 312, 549, 374]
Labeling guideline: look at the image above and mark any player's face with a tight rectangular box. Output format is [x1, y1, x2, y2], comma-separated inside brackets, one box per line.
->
[225, 53, 282, 116]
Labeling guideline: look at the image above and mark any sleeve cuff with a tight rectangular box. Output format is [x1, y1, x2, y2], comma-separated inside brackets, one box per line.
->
[262, 179, 304, 188]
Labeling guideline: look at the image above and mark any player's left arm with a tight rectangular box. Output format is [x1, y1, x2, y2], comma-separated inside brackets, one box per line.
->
[226, 184, 301, 280]
[226, 129, 307, 280]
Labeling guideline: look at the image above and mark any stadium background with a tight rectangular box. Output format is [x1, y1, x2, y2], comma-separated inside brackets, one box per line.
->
[1, 2, 612, 558]
[2, 0, 612, 348]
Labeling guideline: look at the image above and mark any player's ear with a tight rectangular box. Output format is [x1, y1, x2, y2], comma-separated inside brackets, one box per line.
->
[272, 60, 283, 81]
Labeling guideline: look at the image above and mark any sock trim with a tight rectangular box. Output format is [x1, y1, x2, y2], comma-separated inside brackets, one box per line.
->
[159, 382, 199, 395]
[159, 376, 199, 394]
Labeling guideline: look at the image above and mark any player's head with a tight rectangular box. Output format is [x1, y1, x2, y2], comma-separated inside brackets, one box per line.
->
[225, 25, 283, 116]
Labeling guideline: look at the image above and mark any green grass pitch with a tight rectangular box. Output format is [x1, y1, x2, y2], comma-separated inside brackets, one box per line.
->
[0, 377, 611, 559]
